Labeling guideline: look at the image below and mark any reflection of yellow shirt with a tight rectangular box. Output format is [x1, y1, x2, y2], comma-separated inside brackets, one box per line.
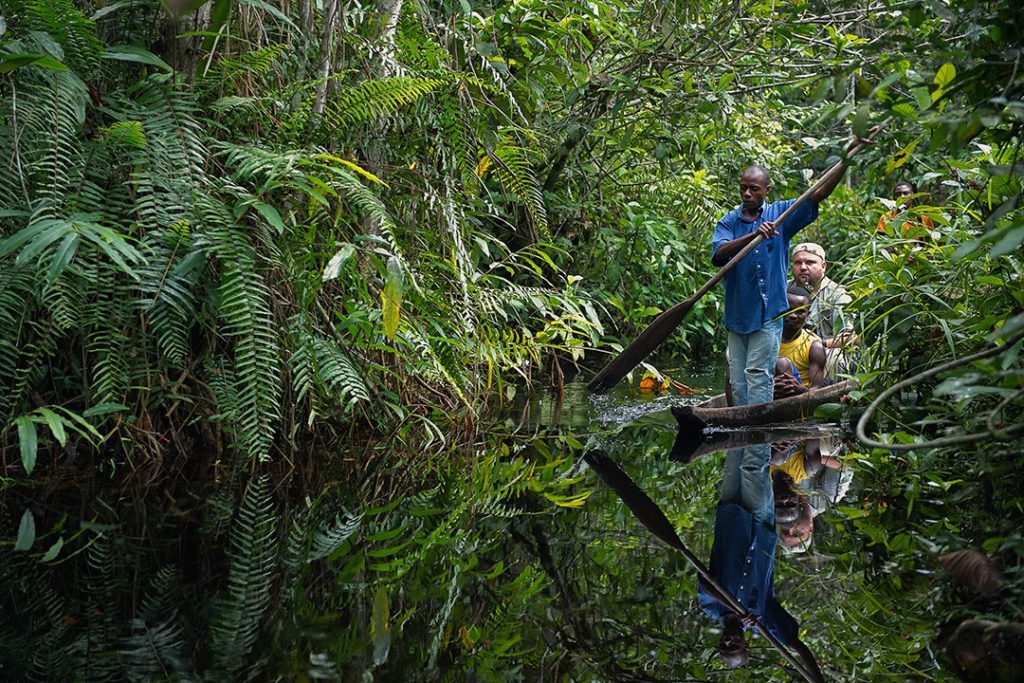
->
[779, 329, 819, 387]
[771, 445, 808, 484]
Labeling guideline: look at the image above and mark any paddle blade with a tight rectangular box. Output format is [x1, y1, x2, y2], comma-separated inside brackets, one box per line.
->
[587, 299, 695, 394]
[584, 449, 686, 552]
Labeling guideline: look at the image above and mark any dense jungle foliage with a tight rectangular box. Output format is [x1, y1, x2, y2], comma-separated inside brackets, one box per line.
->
[1, 0, 1022, 680]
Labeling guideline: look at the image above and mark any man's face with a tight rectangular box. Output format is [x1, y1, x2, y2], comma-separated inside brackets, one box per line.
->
[739, 170, 770, 212]
[779, 500, 814, 549]
[718, 631, 749, 668]
[894, 184, 914, 206]
[792, 251, 825, 288]
[783, 293, 809, 333]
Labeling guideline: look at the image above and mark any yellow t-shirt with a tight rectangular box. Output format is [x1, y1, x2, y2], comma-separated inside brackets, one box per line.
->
[779, 329, 820, 387]
[771, 445, 809, 484]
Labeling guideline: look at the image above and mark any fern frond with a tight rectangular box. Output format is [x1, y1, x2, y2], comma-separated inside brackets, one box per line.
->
[0, 35, 90, 217]
[489, 141, 548, 240]
[22, 0, 102, 77]
[312, 336, 370, 411]
[308, 513, 363, 562]
[209, 475, 276, 677]
[203, 196, 281, 461]
[288, 76, 446, 137]
[405, 326, 473, 412]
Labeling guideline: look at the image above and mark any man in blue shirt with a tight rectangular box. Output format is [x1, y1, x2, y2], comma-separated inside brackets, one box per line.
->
[697, 445, 824, 681]
[712, 161, 850, 407]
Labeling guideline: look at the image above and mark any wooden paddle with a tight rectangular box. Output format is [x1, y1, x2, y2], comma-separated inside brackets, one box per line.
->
[587, 126, 888, 395]
[583, 449, 819, 682]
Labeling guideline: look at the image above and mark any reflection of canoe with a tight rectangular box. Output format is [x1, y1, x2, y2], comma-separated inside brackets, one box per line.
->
[669, 424, 832, 463]
[672, 380, 855, 429]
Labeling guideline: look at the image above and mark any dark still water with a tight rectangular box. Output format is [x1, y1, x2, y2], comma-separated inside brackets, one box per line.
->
[1, 370, 1018, 681]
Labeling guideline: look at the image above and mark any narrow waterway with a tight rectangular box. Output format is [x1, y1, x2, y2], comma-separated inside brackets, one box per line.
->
[0, 366, 1005, 681]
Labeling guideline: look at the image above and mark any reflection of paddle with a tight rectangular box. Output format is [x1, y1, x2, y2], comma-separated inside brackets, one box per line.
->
[583, 449, 817, 683]
[587, 129, 887, 395]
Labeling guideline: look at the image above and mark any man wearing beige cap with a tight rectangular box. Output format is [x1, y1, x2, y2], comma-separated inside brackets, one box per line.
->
[790, 242, 853, 352]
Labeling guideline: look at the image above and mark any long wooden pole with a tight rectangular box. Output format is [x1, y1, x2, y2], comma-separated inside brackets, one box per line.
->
[584, 449, 819, 682]
[587, 122, 891, 395]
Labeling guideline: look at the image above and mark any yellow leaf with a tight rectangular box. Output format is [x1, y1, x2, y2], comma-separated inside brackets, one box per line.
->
[381, 257, 404, 339]
[314, 153, 389, 187]
[475, 155, 492, 178]
[886, 138, 919, 173]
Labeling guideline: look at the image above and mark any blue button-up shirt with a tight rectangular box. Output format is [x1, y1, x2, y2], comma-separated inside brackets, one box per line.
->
[697, 503, 798, 645]
[712, 199, 818, 335]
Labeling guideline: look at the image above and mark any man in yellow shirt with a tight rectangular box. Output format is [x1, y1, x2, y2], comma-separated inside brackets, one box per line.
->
[773, 285, 826, 399]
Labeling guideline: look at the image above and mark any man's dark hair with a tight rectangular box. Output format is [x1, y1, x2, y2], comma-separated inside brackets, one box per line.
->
[894, 180, 916, 193]
[742, 165, 771, 185]
[787, 284, 810, 298]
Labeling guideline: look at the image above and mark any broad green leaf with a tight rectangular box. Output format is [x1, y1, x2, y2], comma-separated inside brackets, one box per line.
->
[203, 0, 236, 51]
[323, 243, 356, 281]
[852, 104, 871, 138]
[103, 45, 174, 72]
[890, 102, 917, 120]
[36, 408, 67, 446]
[370, 586, 391, 665]
[15, 509, 35, 551]
[253, 202, 285, 233]
[381, 257, 404, 340]
[16, 417, 38, 475]
[0, 53, 68, 73]
[82, 403, 129, 418]
[41, 537, 65, 562]
[990, 224, 1024, 258]
[912, 86, 931, 111]
[46, 233, 80, 284]
[934, 63, 956, 88]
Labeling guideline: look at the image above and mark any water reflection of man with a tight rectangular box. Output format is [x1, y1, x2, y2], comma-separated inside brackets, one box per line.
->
[697, 445, 824, 680]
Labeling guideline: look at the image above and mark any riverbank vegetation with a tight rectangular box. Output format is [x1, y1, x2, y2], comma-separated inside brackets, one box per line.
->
[1, 0, 1022, 680]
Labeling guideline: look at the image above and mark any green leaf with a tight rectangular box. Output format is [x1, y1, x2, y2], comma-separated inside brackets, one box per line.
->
[0, 53, 68, 74]
[990, 224, 1024, 258]
[41, 537, 64, 562]
[370, 586, 391, 665]
[381, 257, 404, 340]
[16, 417, 38, 475]
[912, 86, 931, 111]
[890, 102, 917, 120]
[202, 0, 236, 51]
[323, 243, 356, 281]
[886, 138, 919, 173]
[852, 103, 871, 138]
[15, 509, 36, 551]
[934, 63, 956, 88]
[36, 408, 67, 446]
[253, 202, 285, 233]
[82, 403, 130, 418]
[103, 45, 174, 72]
[47, 233, 81, 284]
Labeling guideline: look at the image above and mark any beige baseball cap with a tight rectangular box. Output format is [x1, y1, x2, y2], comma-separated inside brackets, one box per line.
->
[791, 242, 826, 261]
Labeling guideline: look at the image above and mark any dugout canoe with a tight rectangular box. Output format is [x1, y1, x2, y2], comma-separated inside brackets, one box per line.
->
[672, 379, 855, 429]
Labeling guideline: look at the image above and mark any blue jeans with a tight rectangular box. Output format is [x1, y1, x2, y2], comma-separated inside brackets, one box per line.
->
[720, 445, 775, 524]
[727, 318, 783, 407]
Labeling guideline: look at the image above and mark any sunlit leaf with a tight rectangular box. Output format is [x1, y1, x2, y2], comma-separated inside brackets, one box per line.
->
[323, 243, 356, 281]
[934, 63, 956, 88]
[381, 257, 404, 339]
